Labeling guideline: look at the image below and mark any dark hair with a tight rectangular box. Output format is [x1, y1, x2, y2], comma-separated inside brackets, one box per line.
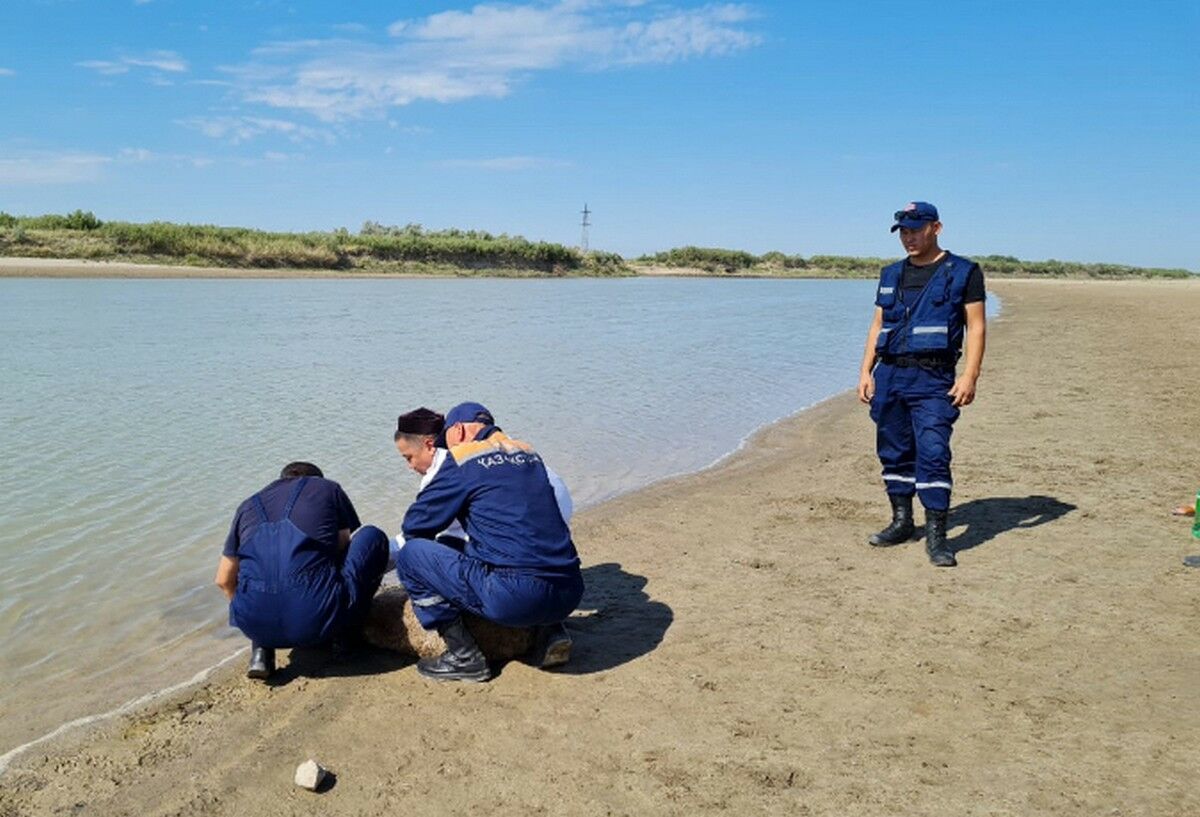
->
[394, 407, 445, 441]
[280, 461, 324, 479]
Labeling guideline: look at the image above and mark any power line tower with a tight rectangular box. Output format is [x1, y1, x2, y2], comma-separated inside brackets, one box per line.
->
[580, 203, 591, 253]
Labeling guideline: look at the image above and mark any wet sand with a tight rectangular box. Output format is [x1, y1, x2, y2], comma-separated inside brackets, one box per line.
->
[2, 278, 1198, 816]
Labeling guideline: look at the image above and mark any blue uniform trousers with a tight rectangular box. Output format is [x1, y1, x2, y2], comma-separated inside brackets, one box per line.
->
[869, 362, 960, 512]
[395, 537, 584, 630]
[232, 525, 390, 648]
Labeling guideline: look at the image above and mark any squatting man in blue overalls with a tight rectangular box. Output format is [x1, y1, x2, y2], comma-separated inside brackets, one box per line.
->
[857, 202, 987, 567]
[214, 462, 390, 679]
[392, 402, 584, 682]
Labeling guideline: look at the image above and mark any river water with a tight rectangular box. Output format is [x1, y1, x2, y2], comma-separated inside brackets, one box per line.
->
[0, 275, 936, 754]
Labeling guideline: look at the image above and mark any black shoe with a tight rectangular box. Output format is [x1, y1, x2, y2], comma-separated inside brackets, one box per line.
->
[417, 618, 492, 683]
[247, 644, 275, 680]
[868, 494, 916, 546]
[925, 510, 957, 567]
[529, 622, 572, 669]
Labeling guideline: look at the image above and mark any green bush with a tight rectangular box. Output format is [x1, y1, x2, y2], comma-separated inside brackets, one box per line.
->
[1, 211, 1188, 279]
[20, 209, 103, 231]
[642, 246, 758, 273]
[973, 254, 1190, 279]
[760, 251, 809, 269]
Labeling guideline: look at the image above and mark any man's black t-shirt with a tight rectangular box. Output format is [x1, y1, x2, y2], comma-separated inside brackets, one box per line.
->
[222, 476, 360, 558]
[900, 254, 986, 304]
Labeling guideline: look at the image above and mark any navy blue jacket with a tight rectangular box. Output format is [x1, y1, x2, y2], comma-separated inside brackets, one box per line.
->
[402, 427, 580, 575]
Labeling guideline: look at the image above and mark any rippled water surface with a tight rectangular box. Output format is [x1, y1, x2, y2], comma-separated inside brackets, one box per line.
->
[0, 276, 883, 752]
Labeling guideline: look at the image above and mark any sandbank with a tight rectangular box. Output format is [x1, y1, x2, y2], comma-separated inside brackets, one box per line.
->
[0, 257, 427, 278]
[1, 278, 1198, 816]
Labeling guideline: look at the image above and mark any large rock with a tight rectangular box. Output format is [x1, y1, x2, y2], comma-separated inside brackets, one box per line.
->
[363, 586, 533, 660]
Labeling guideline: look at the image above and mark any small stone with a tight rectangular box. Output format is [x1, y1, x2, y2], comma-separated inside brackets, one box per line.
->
[294, 759, 328, 791]
[1183, 555, 1200, 568]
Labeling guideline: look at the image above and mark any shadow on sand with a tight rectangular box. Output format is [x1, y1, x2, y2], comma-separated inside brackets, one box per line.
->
[262, 561, 672, 684]
[265, 642, 413, 687]
[556, 561, 674, 675]
[946, 495, 1077, 554]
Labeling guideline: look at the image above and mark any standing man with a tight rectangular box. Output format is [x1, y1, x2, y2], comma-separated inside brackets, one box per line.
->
[857, 202, 987, 567]
[393, 402, 584, 682]
[215, 462, 389, 679]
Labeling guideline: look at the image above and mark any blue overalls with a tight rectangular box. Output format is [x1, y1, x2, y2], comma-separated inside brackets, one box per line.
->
[869, 254, 972, 512]
[230, 477, 388, 648]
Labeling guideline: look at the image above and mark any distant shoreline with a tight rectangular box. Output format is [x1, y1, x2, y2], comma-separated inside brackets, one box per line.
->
[1, 256, 1194, 281]
[0, 256, 432, 279]
[2, 213, 1192, 278]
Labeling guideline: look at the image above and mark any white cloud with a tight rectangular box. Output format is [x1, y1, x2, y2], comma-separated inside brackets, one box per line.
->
[77, 50, 189, 76]
[0, 148, 222, 185]
[77, 60, 127, 76]
[388, 120, 432, 135]
[434, 155, 573, 171]
[117, 147, 215, 168]
[224, 2, 760, 121]
[0, 153, 111, 185]
[617, 5, 758, 64]
[127, 52, 189, 72]
[0, 68, 14, 77]
[176, 115, 336, 145]
[119, 147, 156, 162]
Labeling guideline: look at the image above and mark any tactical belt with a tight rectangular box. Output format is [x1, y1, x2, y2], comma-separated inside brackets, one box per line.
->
[880, 355, 955, 371]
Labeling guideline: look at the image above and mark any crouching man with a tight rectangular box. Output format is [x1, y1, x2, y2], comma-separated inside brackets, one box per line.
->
[215, 462, 389, 680]
[394, 402, 584, 682]
[393, 406, 575, 552]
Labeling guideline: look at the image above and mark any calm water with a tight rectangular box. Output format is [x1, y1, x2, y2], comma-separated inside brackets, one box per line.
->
[1, 276, 890, 753]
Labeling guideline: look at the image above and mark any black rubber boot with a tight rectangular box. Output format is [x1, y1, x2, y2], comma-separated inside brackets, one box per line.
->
[247, 644, 275, 680]
[925, 510, 957, 567]
[529, 622, 572, 669]
[417, 618, 492, 683]
[868, 494, 916, 546]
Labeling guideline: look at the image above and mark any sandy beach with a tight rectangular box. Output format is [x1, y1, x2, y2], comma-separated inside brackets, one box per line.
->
[2, 278, 1198, 816]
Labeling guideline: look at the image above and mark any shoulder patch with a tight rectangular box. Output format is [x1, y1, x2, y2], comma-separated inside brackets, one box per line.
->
[449, 431, 536, 465]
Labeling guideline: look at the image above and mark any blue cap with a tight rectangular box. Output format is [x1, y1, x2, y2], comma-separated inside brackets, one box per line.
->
[443, 401, 495, 428]
[890, 201, 939, 232]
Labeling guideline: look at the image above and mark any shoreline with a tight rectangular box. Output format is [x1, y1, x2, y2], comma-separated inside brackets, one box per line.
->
[2, 256, 1194, 280]
[0, 384, 862, 773]
[0, 256, 454, 279]
[2, 279, 1198, 816]
[0, 273, 875, 758]
[0, 650, 245, 777]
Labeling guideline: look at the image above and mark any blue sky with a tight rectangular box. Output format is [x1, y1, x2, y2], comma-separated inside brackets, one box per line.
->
[0, 0, 1196, 268]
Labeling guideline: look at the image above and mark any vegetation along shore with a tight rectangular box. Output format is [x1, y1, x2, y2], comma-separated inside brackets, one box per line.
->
[0, 211, 1192, 279]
